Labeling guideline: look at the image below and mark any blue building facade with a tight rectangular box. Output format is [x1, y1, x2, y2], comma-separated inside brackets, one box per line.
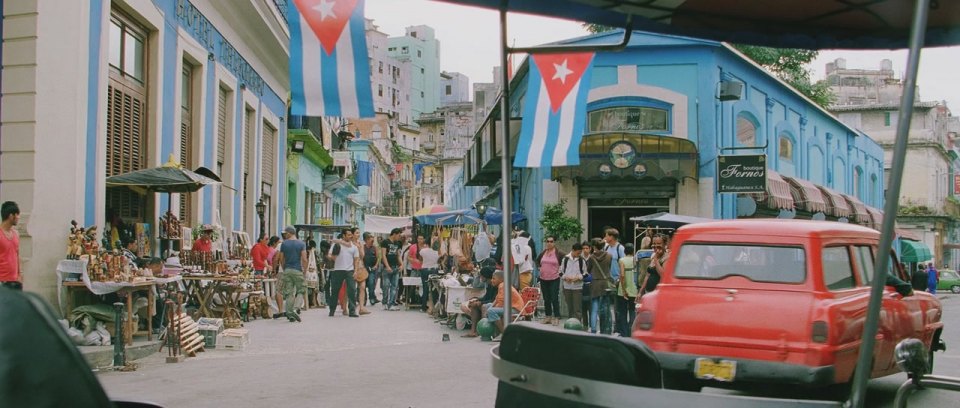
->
[464, 31, 885, 245]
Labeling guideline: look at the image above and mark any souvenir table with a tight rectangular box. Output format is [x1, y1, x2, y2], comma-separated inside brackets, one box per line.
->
[58, 259, 183, 345]
[181, 275, 275, 320]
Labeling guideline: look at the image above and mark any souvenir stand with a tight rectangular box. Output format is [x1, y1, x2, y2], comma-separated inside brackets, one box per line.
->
[411, 208, 526, 328]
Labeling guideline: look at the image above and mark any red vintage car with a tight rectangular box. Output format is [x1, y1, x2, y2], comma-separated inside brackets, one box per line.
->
[632, 219, 944, 393]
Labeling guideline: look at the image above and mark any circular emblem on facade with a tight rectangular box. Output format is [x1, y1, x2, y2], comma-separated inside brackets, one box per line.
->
[609, 141, 636, 169]
[633, 164, 647, 178]
[598, 164, 612, 178]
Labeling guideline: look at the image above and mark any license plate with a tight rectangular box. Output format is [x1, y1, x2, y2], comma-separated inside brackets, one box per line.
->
[694, 358, 737, 382]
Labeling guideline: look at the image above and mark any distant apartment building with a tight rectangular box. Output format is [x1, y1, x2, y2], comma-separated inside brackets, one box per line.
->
[388, 25, 441, 125]
[440, 71, 470, 105]
[367, 19, 412, 125]
[826, 58, 960, 267]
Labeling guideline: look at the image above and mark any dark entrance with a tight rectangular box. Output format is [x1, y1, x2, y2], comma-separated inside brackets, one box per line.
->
[587, 207, 662, 241]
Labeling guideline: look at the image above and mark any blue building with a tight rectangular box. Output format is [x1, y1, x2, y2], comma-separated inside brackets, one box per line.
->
[463, 31, 885, 244]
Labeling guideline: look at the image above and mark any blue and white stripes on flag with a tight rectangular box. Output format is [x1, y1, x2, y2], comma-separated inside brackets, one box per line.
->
[514, 52, 595, 168]
[289, 0, 374, 118]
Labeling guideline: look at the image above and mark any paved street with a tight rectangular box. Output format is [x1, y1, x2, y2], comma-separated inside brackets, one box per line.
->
[98, 307, 497, 408]
[99, 294, 960, 407]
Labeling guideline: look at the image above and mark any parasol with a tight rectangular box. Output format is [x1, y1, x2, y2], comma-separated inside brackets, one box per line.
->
[414, 205, 450, 215]
[105, 155, 222, 211]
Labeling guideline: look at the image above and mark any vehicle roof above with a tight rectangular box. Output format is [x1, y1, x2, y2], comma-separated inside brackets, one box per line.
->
[676, 219, 879, 239]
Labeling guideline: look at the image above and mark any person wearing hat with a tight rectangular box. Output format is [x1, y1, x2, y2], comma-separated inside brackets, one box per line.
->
[275, 226, 308, 322]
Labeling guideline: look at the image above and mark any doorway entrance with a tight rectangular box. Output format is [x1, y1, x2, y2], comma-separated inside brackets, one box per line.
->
[587, 207, 662, 241]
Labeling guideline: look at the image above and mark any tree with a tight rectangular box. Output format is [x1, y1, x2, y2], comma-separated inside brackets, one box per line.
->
[539, 200, 583, 242]
[582, 24, 834, 107]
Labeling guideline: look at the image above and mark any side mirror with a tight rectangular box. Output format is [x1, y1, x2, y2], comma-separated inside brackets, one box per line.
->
[895, 338, 930, 384]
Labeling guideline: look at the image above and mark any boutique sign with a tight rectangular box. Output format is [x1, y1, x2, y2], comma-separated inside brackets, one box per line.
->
[718, 155, 766, 193]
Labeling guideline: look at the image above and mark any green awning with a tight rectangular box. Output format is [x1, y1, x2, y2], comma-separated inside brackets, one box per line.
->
[900, 240, 933, 263]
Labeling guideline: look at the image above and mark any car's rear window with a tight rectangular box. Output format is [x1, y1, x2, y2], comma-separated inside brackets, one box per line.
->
[674, 244, 806, 283]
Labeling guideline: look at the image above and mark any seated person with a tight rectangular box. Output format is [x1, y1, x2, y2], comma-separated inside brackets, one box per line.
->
[467, 270, 524, 339]
[461, 266, 497, 338]
[886, 272, 915, 297]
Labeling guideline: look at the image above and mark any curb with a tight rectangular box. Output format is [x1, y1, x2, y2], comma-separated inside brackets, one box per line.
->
[81, 340, 163, 369]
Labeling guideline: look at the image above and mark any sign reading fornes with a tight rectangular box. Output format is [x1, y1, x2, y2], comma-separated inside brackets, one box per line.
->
[718, 155, 767, 193]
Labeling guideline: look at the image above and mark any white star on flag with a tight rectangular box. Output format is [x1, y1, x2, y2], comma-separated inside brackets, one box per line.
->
[314, 0, 337, 21]
[552, 59, 574, 84]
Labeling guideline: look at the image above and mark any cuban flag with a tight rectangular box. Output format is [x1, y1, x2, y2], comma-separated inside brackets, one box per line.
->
[289, 0, 374, 118]
[514, 52, 595, 168]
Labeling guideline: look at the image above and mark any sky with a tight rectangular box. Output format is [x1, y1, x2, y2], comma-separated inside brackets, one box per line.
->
[365, 0, 960, 111]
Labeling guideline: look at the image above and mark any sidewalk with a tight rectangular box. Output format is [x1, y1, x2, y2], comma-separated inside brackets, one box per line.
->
[97, 306, 498, 408]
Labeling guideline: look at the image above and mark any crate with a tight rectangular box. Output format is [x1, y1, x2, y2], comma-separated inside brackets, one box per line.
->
[216, 328, 249, 350]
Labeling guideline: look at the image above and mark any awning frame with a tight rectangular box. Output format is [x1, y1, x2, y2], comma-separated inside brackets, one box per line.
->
[817, 185, 852, 219]
[782, 176, 828, 214]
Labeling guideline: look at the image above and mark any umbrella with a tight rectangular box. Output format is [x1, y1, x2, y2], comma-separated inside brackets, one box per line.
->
[414, 205, 450, 215]
[105, 154, 221, 210]
[629, 212, 713, 230]
[435, 212, 483, 226]
[480, 207, 526, 225]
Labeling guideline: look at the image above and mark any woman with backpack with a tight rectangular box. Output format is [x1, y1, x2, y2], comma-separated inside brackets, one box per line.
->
[535, 236, 566, 325]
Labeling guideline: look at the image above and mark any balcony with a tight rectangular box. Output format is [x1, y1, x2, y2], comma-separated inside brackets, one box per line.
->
[464, 114, 520, 187]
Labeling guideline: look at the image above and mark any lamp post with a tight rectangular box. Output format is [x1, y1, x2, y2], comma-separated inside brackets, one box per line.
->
[255, 196, 266, 237]
[475, 203, 488, 219]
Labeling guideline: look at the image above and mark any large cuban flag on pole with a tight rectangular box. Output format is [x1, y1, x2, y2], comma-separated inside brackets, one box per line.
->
[289, 0, 374, 118]
[514, 52, 595, 168]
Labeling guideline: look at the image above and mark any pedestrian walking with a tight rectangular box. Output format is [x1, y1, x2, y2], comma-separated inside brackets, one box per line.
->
[587, 238, 614, 335]
[927, 263, 939, 294]
[603, 229, 626, 336]
[305, 239, 320, 308]
[326, 228, 361, 317]
[419, 239, 441, 314]
[580, 242, 593, 329]
[0, 201, 22, 291]
[409, 234, 427, 311]
[560, 243, 586, 324]
[380, 228, 403, 311]
[640, 234, 670, 295]
[276, 226, 307, 322]
[535, 236, 565, 325]
[250, 233, 270, 276]
[615, 244, 639, 337]
[362, 232, 382, 306]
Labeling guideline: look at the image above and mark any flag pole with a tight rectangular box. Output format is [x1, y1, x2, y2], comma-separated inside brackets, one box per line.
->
[498, 1, 515, 326]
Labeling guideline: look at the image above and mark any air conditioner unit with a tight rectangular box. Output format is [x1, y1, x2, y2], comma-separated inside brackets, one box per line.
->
[718, 80, 743, 101]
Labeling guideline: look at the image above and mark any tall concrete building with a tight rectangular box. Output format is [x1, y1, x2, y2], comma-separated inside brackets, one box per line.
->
[387, 25, 440, 126]
[366, 19, 412, 125]
[825, 58, 960, 267]
[440, 71, 470, 105]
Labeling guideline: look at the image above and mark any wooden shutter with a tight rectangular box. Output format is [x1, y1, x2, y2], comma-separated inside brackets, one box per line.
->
[105, 81, 146, 219]
[179, 64, 193, 225]
[217, 87, 227, 167]
[243, 108, 254, 232]
[262, 122, 275, 185]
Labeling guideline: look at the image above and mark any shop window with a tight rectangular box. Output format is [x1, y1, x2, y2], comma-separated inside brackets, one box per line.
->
[736, 114, 758, 146]
[105, 10, 149, 220]
[588, 106, 669, 133]
[779, 134, 794, 161]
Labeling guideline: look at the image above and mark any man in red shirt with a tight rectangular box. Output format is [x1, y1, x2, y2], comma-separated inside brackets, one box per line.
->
[250, 233, 270, 275]
[192, 228, 214, 253]
[0, 201, 22, 291]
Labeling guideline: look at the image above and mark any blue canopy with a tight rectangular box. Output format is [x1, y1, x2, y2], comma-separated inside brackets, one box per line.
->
[437, 0, 960, 49]
[413, 207, 526, 226]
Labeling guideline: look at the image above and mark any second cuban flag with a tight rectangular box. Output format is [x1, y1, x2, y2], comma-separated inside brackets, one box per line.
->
[289, 0, 374, 118]
[514, 52, 595, 168]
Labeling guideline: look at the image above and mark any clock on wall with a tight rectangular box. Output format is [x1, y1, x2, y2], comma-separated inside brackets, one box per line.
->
[609, 141, 636, 169]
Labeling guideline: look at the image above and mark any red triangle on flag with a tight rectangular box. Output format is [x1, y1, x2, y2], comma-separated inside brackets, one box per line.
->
[532, 53, 594, 113]
[295, 0, 359, 55]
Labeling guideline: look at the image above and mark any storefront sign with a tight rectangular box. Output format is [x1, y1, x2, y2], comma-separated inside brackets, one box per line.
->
[718, 155, 766, 193]
[332, 152, 351, 167]
[589, 198, 669, 207]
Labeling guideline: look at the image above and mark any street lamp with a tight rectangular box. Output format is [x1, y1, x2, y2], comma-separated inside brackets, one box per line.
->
[255, 196, 266, 235]
[475, 203, 488, 219]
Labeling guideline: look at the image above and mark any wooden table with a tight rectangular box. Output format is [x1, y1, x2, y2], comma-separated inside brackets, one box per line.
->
[182, 275, 276, 319]
[64, 280, 155, 345]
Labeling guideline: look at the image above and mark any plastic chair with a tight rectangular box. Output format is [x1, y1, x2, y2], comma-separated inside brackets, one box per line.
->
[513, 287, 541, 323]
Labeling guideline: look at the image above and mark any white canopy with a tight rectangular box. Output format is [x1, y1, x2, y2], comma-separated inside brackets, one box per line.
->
[363, 215, 412, 234]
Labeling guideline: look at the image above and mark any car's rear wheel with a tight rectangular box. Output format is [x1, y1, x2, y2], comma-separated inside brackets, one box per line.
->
[950, 285, 960, 294]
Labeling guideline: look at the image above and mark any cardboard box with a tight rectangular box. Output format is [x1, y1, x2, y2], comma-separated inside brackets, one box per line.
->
[217, 328, 249, 350]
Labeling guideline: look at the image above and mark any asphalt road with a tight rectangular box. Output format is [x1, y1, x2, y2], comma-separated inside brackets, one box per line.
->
[98, 294, 960, 407]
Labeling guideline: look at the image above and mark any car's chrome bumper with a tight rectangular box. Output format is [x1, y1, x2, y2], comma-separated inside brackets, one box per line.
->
[657, 352, 837, 387]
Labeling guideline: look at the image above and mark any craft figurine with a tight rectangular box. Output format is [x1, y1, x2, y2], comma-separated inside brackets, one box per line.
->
[160, 211, 181, 239]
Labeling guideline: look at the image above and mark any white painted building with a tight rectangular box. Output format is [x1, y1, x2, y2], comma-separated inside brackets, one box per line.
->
[0, 0, 288, 304]
[440, 71, 470, 105]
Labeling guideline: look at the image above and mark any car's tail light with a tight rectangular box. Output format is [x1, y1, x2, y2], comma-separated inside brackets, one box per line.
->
[812, 321, 828, 343]
[635, 310, 654, 331]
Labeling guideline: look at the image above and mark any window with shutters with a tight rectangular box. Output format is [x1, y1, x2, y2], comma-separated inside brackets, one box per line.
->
[216, 86, 229, 218]
[262, 121, 276, 186]
[105, 10, 148, 220]
[180, 62, 195, 225]
[243, 107, 255, 232]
